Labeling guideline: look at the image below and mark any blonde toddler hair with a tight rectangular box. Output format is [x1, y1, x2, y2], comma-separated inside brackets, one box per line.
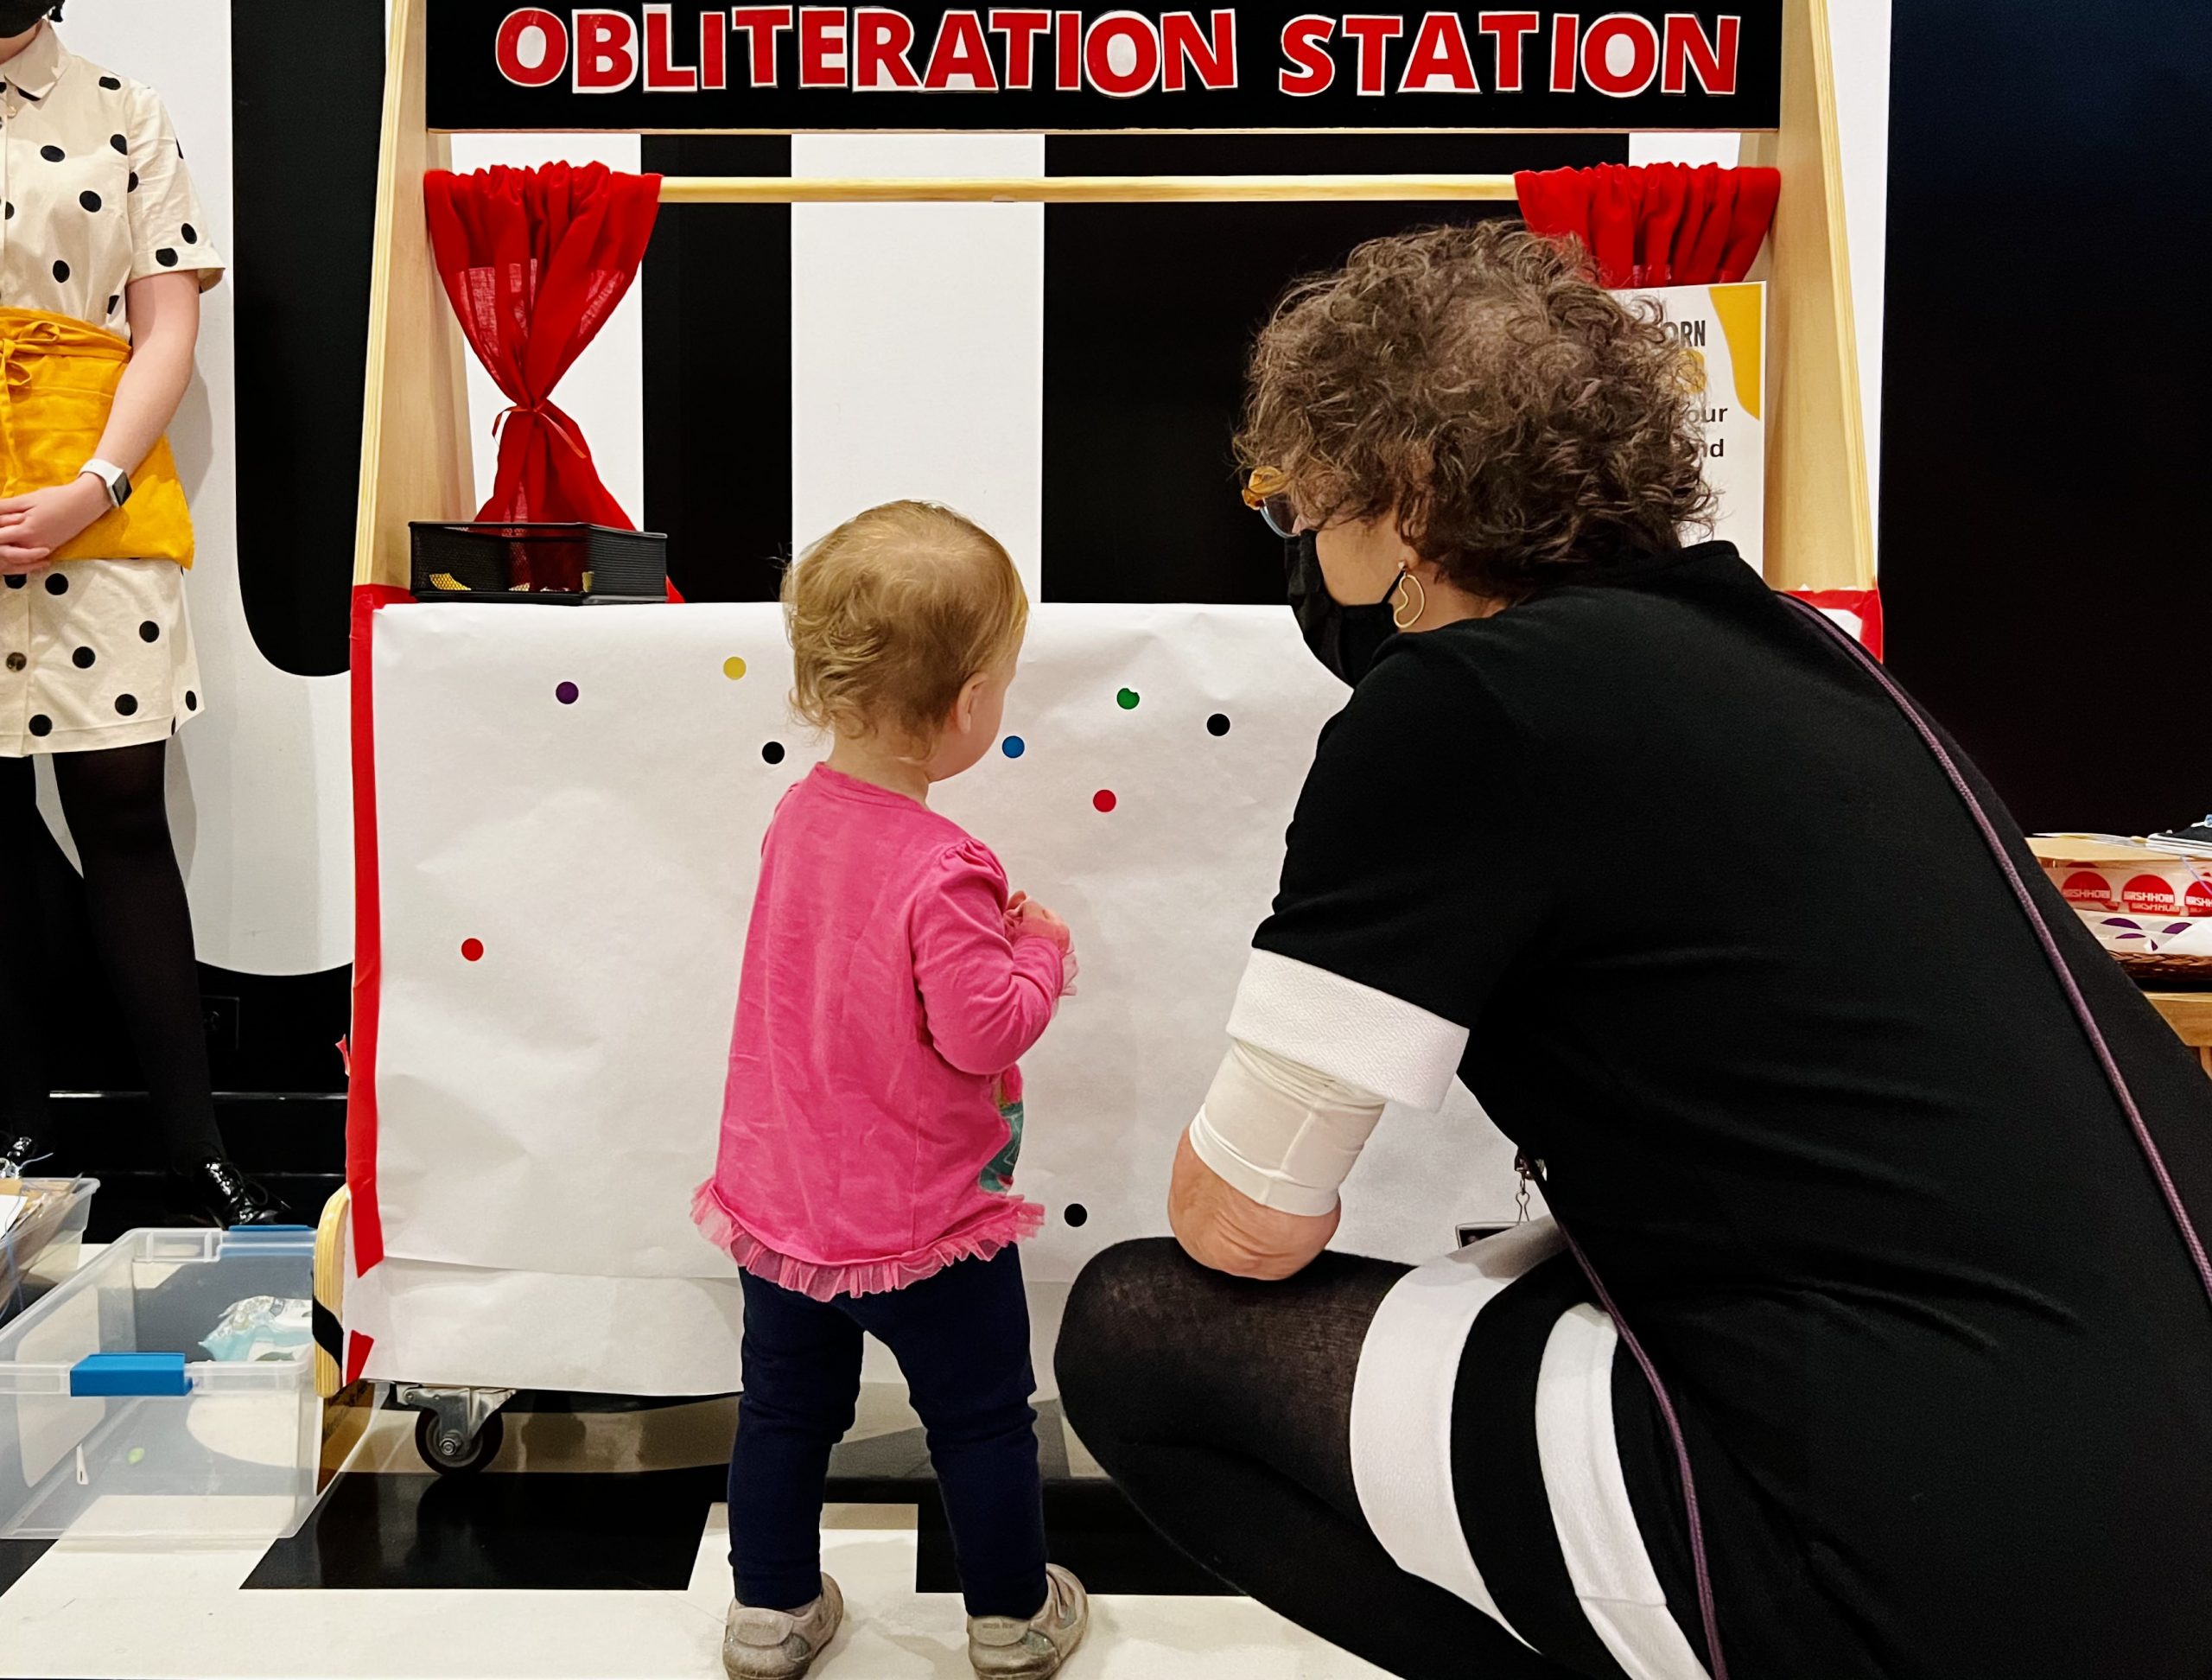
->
[783, 500, 1029, 753]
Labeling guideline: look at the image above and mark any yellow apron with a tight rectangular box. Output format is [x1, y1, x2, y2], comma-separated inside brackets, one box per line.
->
[0, 306, 194, 568]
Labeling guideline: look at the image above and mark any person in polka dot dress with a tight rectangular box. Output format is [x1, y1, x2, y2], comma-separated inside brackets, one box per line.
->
[0, 6, 283, 1225]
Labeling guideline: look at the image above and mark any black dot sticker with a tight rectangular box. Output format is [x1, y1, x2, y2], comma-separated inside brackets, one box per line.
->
[50, 259, 67, 283]
[1065, 1204, 1090, 1228]
[27, 716, 51, 738]
[175, 140, 183, 159]
[44, 572, 67, 596]
[4, 203, 13, 220]
[106, 296, 118, 315]
[185, 690, 198, 711]
[181, 222, 197, 245]
[38, 144, 63, 163]
[3, 574, 22, 589]
[71, 646, 94, 669]
[1206, 713, 1231, 736]
[138, 620, 160, 643]
[99, 75, 122, 91]
[127, 171, 138, 194]
[78, 190, 100, 213]
[114, 694, 138, 717]
[109, 133, 127, 156]
[155, 249, 177, 267]
[761, 741, 786, 765]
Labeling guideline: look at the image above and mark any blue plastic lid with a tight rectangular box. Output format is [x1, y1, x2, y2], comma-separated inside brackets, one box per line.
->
[71, 1352, 190, 1397]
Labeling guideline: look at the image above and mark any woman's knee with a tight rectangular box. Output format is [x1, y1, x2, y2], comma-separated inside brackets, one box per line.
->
[1057, 1238, 1220, 1433]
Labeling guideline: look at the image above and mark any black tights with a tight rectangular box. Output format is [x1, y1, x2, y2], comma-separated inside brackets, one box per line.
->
[0, 742, 223, 1169]
[1058, 1238, 1573, 1680]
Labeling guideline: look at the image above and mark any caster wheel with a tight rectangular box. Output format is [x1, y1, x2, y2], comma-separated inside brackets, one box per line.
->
[416, 1405, 504, 1475]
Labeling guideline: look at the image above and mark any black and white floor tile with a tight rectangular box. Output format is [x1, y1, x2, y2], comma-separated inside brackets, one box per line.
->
[0, 1271, 1383, 1680]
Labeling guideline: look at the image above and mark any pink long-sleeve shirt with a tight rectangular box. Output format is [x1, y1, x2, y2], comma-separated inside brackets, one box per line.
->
[693, 764, 1066, 1301]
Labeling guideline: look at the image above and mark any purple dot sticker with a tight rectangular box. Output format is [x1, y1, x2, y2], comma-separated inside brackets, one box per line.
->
[555, 681, 580, 705]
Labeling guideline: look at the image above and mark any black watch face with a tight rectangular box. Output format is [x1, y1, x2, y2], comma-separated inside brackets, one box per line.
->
[112, 471, 131, 508]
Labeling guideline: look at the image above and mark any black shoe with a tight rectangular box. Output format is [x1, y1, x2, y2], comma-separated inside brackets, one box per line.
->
[172, 1157, 289, 1227]
[0, 1134, 49, 1178]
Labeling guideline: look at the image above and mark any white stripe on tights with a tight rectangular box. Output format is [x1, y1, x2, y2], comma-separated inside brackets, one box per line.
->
[1347, 1219, 1563, 1650]
[1535, 1304, 1713, 1680]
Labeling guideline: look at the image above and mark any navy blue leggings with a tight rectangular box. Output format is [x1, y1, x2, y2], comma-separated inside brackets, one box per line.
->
[729, 1245, 1049, 1620]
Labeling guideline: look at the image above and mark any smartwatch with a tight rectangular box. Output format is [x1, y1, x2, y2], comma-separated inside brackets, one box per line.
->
[79, 458, 132, 509]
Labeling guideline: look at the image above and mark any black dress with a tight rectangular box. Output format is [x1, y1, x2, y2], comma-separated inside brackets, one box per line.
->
[1234, 540, 2212, 1679]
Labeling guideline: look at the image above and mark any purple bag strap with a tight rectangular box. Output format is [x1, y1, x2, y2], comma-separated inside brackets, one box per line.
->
[1536, 601, 2212, 1680]
[1783, 595, 2212, 1302]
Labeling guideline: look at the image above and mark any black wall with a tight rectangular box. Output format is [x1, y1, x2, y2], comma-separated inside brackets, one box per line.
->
[1880, 0, 2212, 834]
[1040, 134, 1628, 603]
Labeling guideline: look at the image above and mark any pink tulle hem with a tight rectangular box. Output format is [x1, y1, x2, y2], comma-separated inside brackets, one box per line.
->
[691, 1182, 1046, 1302]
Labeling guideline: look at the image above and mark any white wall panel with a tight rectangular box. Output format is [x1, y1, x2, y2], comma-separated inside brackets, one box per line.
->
[790, 135, 1046, 595]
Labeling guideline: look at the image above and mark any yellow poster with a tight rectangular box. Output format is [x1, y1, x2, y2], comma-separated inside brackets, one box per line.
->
[1621, 282, 1768, 573]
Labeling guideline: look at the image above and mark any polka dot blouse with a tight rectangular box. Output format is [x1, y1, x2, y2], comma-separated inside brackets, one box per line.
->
[0, 23, 223, 333]
[0, 25, 217, 759]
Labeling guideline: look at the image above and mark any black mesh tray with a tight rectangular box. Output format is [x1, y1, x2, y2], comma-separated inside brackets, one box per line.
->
[410, 521, 668, 603]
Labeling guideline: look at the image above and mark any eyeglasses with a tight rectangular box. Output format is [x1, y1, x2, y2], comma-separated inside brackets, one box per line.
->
[1242, 468, 1300, 541]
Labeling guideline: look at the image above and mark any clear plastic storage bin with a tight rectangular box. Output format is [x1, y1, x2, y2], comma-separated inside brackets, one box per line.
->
[0, 1226, 349, 1541]
[0, 1177, 100, 1327]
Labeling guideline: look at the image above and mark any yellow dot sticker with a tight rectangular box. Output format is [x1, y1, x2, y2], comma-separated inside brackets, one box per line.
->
[723, 657, 747, 681]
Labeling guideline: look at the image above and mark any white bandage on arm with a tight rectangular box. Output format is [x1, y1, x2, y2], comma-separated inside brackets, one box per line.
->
[1185, 1040, 1389, 1218]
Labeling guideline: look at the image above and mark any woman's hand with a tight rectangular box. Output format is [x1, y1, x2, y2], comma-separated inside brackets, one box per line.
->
[1169, 1130, 1340, 1282]
[0, 478, 111, 572]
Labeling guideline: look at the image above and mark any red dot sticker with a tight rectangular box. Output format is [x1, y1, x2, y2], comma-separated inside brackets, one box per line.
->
[2062, 871, 2117, 910]
[2189, 880, 2212, 918]
[461, 938, 485, 963]
[1093, 790, 1116, 813]
[2122, 875, 2179, 916]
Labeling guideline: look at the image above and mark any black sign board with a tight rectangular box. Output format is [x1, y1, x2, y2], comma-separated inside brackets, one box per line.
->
[426, 3, 1780, 131]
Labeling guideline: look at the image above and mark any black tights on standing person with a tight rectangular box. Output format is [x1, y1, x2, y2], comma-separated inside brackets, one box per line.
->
[0, 741, 228, 1176]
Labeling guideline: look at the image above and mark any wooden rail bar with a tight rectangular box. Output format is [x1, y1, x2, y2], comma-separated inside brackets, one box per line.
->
[656, 173, 1522, 204]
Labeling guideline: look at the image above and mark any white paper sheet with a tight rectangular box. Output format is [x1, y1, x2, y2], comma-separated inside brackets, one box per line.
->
[365, 601, 1528, 1388]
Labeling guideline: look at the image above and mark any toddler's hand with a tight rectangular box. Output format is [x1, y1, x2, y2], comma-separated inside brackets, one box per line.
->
[1009, 895, 1073, 955]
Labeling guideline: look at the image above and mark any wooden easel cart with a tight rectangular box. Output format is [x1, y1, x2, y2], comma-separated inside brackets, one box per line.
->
[322, 0, 1875, 1467]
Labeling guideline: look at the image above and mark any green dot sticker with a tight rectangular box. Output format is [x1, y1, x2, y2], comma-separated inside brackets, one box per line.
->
[1116, 688, 1141, 710]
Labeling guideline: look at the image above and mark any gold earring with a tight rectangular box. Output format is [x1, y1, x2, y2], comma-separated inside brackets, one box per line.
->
[1391, 568, 1427, 631]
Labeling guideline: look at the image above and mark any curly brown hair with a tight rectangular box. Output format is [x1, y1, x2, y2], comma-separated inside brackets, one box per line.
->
[1235, 221, 1715, 598]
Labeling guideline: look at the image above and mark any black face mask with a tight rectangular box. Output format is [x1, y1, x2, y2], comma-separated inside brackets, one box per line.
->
[1285, 531, 1398, 687]
[0, 3, 54, 35]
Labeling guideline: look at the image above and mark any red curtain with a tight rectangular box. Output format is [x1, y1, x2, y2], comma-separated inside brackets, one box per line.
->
[423, 162, 661, 534]
[1513, 163, 1781, 290]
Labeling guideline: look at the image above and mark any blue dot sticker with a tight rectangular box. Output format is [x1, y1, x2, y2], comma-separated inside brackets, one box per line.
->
[1002, 735, 1026, 759]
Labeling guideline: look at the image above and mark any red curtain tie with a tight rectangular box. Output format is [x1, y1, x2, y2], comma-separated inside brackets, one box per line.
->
[492, 402, 587, 459]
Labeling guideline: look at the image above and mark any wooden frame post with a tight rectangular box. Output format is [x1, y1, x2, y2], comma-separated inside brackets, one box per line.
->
[353, 0, 474, 590]
[1742, 0, 1877, 591]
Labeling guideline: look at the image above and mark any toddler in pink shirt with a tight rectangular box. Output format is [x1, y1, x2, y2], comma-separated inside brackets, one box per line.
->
[697, 501, 1088, 1680]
